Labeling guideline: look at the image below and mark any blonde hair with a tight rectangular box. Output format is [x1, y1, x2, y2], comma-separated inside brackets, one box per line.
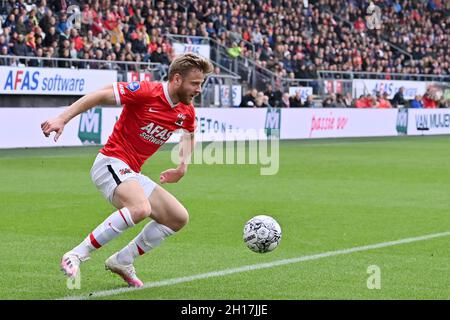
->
[168, 53, 214, 81]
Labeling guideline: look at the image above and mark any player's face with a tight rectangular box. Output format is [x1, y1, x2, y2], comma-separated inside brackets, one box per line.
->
[177, 69, 205, 105]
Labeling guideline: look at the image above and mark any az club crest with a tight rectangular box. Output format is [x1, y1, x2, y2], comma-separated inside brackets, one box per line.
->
[175, 113, 186, 126]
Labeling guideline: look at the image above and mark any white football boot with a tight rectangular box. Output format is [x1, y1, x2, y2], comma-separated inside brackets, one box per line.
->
[105, 252, 144, 287]
[60, 251, 90, 278]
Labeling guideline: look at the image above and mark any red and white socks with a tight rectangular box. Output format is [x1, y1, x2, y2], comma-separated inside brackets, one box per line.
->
[72, 207, 135, 257]
[116, 221, 175, 265]
[71, 209, 175, 266]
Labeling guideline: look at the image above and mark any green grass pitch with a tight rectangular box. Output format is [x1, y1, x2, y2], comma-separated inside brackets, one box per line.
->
[0, 136, 449, 300]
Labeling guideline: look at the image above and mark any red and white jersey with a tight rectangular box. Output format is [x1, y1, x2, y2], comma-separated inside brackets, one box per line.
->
[100, 81, 196, 172]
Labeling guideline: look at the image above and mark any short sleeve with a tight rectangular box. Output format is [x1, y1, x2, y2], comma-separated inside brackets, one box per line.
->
[183, 107, 196, 133]
[113, 81, 154, 106]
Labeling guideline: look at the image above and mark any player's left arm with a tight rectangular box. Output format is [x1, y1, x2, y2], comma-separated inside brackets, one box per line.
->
[160, 132, 195, 184]
[178, 131, 195, 174]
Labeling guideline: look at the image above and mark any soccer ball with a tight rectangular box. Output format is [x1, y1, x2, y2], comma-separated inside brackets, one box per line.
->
[243, 215, 282, 253]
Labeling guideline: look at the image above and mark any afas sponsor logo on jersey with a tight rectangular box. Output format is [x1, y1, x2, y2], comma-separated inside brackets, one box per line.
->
[140, 122, 173, 145]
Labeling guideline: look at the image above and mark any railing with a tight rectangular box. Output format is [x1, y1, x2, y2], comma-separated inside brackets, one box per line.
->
[165, 33, 255, 86]
[317, 70, 450, 82]
[150, 0, 187, 13]
[164, 31, 450, 99]
[165, 33, 255, 57]
[0, 55, 167, 81]
[1, 53, 448, 107]
[280, 78, 335, 97]
[163, 34, 241, 78]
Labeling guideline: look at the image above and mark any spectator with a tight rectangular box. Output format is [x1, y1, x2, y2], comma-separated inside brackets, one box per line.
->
[56, 13, 68, 34]
[42, 26, 58, 47]
[15, 15, 28, 35]
[1, 0, 448, 92]
[410, 95, 424, 108]
[27, 8, 40, 30]
[438, 98, 449, 109]
[29, 47, 45, 67]
[51, 0, 69, 15]
[280, 93, 290, 108]
[104, 8, 120, 31]
[391, 87, 406, 107]
[209, 66, 224, 85]
[255, 92, 266, 108]
[344, 92, 354, 108]
[377, 93, 392, 108]
[91, 11, 105, 36]
[322, 94, 336, 108]
[289, 91, 303, 108]
[264, 84, 283, 108]
[422, 89, 438, 108]
[0, 46, 10, 65]
[0, 34, 8, 52]
[239, 89, 257, 108]
[3, 13, 17, 32]
[368, 95, 378, 108]
[43, 49, 54, 67]
[13, 33, 28, 57]
[39, 9, 54, 33]
[58, 48, 71, 68]
[303, 95, 316, 108]
[334, 94, 347, 108]
[261, 95, 272, 108]
[25, 31, 36, 52]
[150, 46, 169, 65]
[71, 29, 84, 51]
[131, 32, 147, 56]
[355, 94, 371, 108]
[227, 41, 242, 59]
[59, 28, 70, 44]
[354, 17, 366, 33]
[251, 25, 263, 48]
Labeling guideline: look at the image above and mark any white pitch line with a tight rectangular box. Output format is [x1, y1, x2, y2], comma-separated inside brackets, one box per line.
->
[58, 231, 450, 300]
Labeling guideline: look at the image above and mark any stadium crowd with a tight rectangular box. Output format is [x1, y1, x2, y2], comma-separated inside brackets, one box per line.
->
[0, 0, 448, 107]
[239, 85, 449, 108]
[1, 0, 449, 74]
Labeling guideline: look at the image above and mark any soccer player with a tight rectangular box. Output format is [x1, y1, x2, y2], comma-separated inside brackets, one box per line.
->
[41, 53, 213, 287]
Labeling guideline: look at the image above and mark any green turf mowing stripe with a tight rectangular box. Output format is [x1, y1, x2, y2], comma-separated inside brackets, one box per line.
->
[58, 231, 450, 300]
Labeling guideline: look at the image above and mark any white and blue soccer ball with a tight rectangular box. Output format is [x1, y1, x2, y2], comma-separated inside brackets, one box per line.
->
[243, 215, 282, 253]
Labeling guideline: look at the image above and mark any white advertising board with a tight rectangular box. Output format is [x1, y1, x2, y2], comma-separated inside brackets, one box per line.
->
[288, 87, 313, 102]
[5, 108, 449, 150]
[172, 43, 210, 60]
[281, 109, 399, 139]
[353, 79, 427, 100]
[0, 66, 117, 95]
[0, 108, 83, 148]
[213, 85, 242, 107]
[406, 108, 450, 135]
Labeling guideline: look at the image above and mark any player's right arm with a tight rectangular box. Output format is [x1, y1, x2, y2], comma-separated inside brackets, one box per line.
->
[41, 84, 116, 142]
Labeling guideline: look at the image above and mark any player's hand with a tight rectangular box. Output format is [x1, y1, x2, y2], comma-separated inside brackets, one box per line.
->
[160, 165, 186, 184]
[41, 116, 65, 142]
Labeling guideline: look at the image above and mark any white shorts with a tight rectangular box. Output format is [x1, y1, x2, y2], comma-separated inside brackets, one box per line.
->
[90, 153, 157, 204]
